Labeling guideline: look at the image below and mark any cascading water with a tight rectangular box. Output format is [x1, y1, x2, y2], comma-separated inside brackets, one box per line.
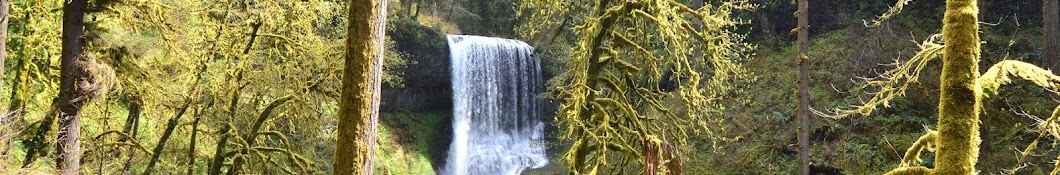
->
[444, 35, 548, 175]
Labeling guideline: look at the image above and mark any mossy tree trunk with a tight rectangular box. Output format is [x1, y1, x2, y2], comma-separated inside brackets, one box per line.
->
[333, 0, 387, 174]
[57, 0, 89, 174]
[935, 0, 982, 174]
[796, 0, 811, 174]
[854, 0, 1059, 174]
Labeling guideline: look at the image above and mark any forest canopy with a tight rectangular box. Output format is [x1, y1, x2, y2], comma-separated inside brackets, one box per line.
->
[1, 0, 1060, 174]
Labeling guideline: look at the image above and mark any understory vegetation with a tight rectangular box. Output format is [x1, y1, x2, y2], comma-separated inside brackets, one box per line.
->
[3, 0, 1060, 174]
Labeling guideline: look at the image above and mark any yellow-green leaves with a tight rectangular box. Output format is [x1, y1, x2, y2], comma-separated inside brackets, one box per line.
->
[519, 0, 753, 173]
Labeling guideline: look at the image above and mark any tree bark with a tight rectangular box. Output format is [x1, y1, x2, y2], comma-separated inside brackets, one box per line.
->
[121, 95, 142, 141]
[142, 101, 191, 175]
[692, 0, 703, 63]
[333, 0, 386, 174]
[1, 0, 8, 91]
[187, 115, 200, 175]
[1045, 0, 1059, 73]
[56, 0, 89, 174]
[796, 0, 811, 175]
[936, 0, 982, 174]
[122, 95, 141, 174]
[7, 56, 25, 115]
[207, 124, 231, 175]
[222, 21, 264, 175]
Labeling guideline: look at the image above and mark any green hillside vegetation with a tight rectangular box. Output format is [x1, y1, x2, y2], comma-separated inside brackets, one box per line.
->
[3, 0, 1060, 174]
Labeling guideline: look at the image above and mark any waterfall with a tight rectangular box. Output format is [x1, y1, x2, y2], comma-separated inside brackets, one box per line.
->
[444, 35, 548, 175]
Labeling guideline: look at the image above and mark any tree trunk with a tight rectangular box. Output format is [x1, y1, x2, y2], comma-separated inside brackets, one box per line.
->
[0, 0, 8, 91]
[333, 0, 386, 174]
[756, 8, 773, 36]
[936, 0, 982, 174]
[404, 0, 414, 18]
[7, 56, 25, 115]
[227, 95, 291, 175]
[796, 0, 811, 175]
[142, 102, 191, 175]
[122, 95, 141, 173]
[57, 0, 89, 174]
[207, 124, 231, 175]
[187, 115, 200, 175]
[692, 0, 703, 62]
[222, 21, 264, 175]
[1046, 0, 1059, 73]
[121, 94, 142, 142]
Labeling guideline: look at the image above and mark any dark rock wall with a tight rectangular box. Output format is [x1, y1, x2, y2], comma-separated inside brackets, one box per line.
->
[383, 19, 452, 112]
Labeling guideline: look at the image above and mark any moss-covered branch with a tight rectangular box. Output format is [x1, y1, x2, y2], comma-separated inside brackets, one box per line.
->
[868, 0, 914, 27]
[899, 130, 938, 167]
[142, 101, 193, 175]
[883, 166, 933, 175]
[523, 0, 752, 173]
[94, 131, 152, 155]
[826, 35, 944, 118]
[980, 60, 1060, 97]
[227, 95, 294, 174]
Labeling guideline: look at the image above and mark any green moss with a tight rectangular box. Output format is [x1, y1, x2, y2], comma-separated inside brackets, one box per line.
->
[520, 0, 756, 173]
[980, 60, 1060, 97]
[898, 130, 937, 167]
[884, 166, 933, 175]
[933, 0, 983, 174]
[373, 112, 448, 174]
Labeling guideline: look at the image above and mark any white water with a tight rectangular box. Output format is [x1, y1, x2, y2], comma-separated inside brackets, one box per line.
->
[444, 35, 548, 175]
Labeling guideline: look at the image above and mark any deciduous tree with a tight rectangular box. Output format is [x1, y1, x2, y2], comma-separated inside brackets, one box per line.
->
[827, 0, 1060, 174]
[519, 0, 754, 173]
[333, 0, 387, 174]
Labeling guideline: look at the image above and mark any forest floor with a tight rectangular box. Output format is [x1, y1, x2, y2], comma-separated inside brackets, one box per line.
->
[374, 112, 448, 174]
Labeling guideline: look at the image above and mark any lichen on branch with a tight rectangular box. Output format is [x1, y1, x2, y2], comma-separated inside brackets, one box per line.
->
[825, 34, 943, 118]
[519, 0, 754, 173]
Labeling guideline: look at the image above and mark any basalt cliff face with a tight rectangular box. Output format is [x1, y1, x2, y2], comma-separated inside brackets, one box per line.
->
[382, 20, 452, 112]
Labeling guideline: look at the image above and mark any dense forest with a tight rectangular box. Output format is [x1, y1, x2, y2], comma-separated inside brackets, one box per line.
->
[1, 0, 1060, 174]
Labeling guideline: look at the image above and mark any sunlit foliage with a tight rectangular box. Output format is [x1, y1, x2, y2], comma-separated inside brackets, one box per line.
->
[519, 0, 755, 173]
[2, 0, 408, 173]
[826, 0, 1060, 174]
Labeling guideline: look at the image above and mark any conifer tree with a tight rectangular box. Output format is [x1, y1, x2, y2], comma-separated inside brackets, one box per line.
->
[795, 0, 811, 174]
[57, 0, 89, 173]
